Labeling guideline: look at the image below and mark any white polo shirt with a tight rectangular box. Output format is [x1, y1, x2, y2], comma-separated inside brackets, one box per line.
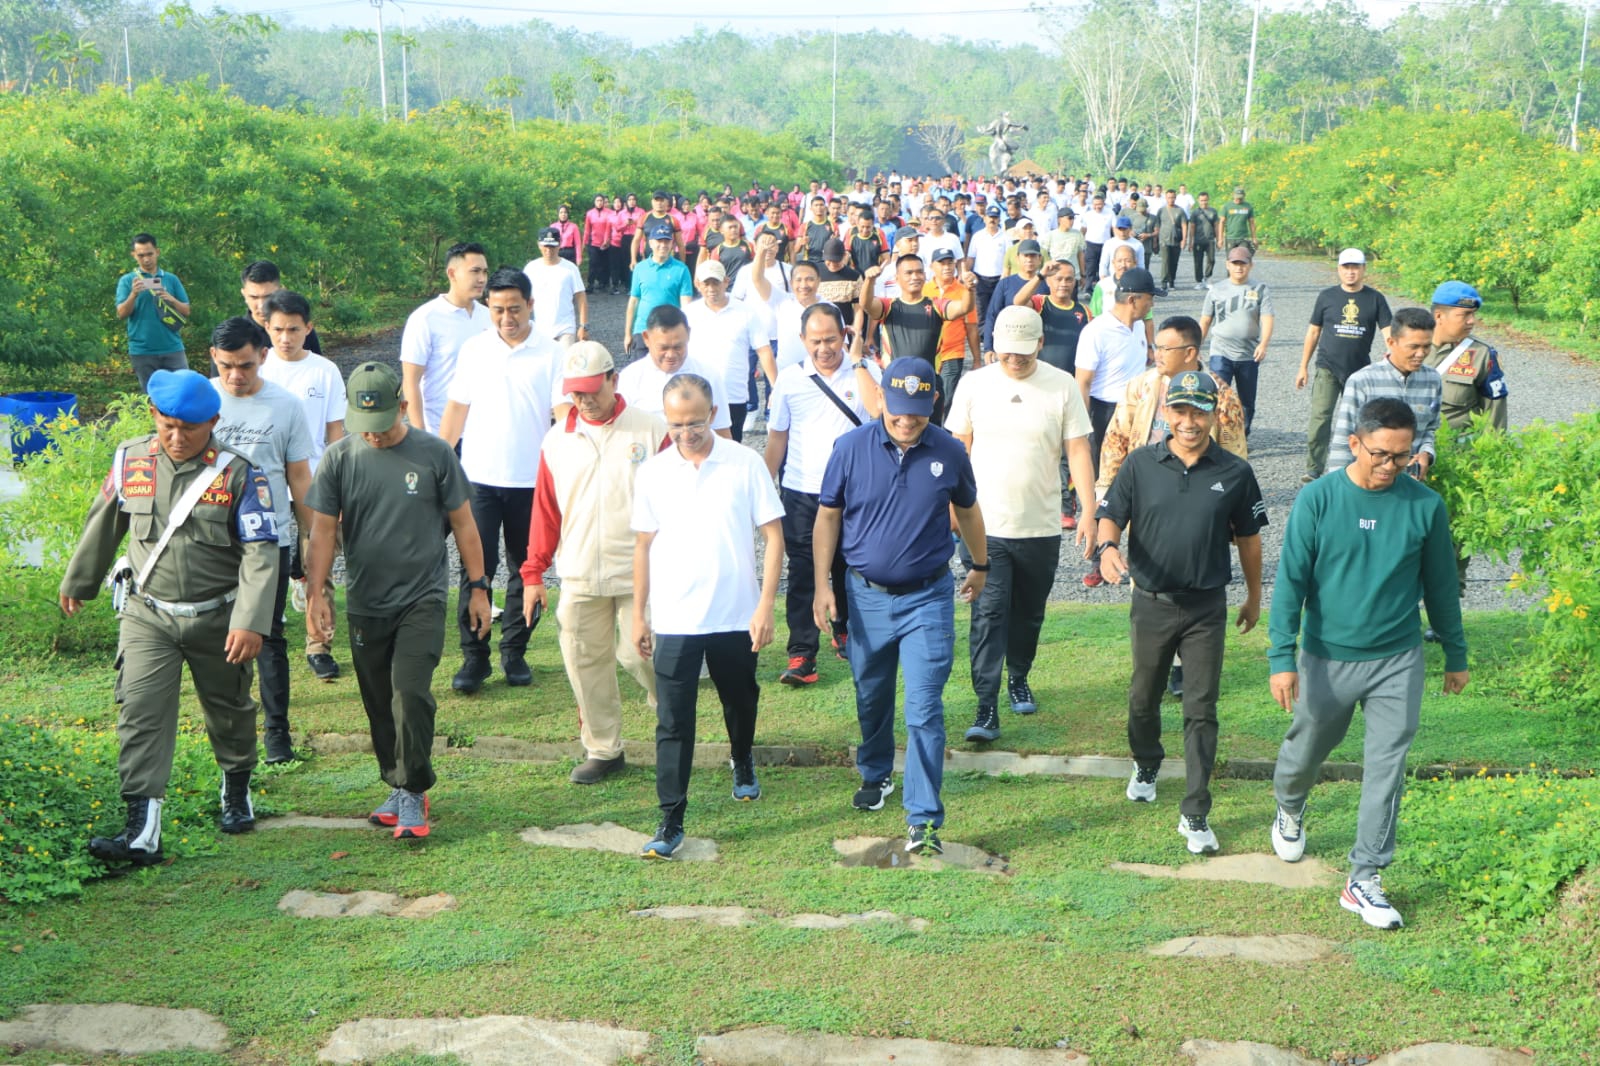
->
[399, 294, 491, 433]
[967, 227, 1010, 276]
[774, 297, 822, 372]
[615, 356, 734, 432]
[1076, 312, 1150, 404]
[631, 435, 784, 635]
[685, 297, 766, 405]
[768, 357, 875, 494]
[448, 329, 563, 487]
[945, 361, 1091, 538]
[522, 257, 585, 340]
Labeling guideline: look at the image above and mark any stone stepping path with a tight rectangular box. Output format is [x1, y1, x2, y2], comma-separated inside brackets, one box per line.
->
[278, 889, 457, 919]
[1111, 853, 1339, 889]
[519, 821, 719, 861]
[1181, 1039, 1530, 1065]
[632, 904, 929, 932]
[697, 1026, 1089, 1064]
[1148, 934, 1336, 965]
[0, 1003, 227, 1056]
[259, 814, 379, 831]
[833, 836, 1008, 874]
[317, 1015, 651, 1064]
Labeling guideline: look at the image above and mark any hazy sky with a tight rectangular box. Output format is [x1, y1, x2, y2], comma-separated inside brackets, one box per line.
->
[260, 0, 1428, 48]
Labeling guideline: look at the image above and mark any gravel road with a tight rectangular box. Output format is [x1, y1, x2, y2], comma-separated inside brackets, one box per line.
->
[332, 253, 1600, 612]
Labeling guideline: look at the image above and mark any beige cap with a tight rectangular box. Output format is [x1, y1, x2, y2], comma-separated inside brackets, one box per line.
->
[561, 341, 616, 394]
[695, 259, 727, 283]
[993, 306, 1044, 355]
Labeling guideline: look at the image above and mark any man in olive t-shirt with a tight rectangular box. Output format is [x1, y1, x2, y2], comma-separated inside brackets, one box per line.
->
[303, 362, 493, 842]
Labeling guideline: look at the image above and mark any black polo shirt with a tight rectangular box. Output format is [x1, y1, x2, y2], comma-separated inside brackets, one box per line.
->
[1097, 438, 1266, 593]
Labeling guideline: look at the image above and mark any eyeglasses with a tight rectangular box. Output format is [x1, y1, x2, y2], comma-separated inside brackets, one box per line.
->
[1153, 344, 1196, 354]
[1356, 439, 1412, 467]
[666, 420, 709, 435]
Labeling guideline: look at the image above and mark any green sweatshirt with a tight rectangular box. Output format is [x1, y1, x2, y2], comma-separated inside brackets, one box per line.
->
[1268, 470, 1467, 674]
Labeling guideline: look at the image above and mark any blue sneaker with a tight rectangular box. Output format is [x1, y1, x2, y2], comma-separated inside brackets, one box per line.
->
[731, 754, 761, 801]
[1008, 675, 1038, 715]
[640, 821, 685, 860]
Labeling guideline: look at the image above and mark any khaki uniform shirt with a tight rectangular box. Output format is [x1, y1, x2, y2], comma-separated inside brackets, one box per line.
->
[1425, 336, 1509, 432]
[1095, 367, 1249, 499]
[60, 433, 280, 634]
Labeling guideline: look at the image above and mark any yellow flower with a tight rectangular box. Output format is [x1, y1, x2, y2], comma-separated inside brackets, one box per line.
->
[1554, 483, 1568, 494]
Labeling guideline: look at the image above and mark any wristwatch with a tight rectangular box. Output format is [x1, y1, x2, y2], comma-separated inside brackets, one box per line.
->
[968, 560, 991, 572]
[466, 576, 491, 591]
[1093, 541, 1119, 562]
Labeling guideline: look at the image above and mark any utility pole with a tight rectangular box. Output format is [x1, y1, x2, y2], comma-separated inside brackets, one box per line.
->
[123, 26, 132, 98]
[372, 0, 388, 121]
[1241, 0, 1261, 145]
[1186, 0, 1202, 162]
[830, 19, 838, 161]
[395, 2, 410, 121]
[1575, 3, 1592, 151]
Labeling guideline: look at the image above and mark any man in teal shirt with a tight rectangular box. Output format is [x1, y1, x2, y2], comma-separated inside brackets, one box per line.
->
[1266, 396, 1469, 931]
[115, 233, 192, 389]
[622, 223, 693, 360]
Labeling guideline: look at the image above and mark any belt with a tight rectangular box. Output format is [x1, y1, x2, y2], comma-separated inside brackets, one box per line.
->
[138, 589, 237, 618]
[849, 568, 945, 596]
[1133, 586, 1225, 605]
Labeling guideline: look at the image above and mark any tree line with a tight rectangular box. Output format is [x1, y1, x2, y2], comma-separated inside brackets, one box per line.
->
[2, 0, 1592, 173]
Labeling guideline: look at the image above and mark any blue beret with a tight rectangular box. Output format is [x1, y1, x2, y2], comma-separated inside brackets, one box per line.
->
[1430, 280, 1482, 309]
[146, 369, 220, 423]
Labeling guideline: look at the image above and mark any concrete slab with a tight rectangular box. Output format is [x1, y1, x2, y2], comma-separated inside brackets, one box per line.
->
[317, 1015, 652, 1064]
[519, 822, 719, 861]
[1181, 1041, 1531, 1066]
[1180, 1040, 1321, 1066]
[630, 905, 929, 932]
[833, 836, 1008, 874]
[457, 737, 827, 768]
[1148, 934, 1337, 965]
[942, 750, 1186, 780]
[258, 815, 379, 832]
[697, 1026, 1088, 1064]
[0, 1003, 227, 1055]
[1110, 854, 1339, 889]
[308, 733, 447, 757]
[1372, 1045, 1532, 1065]
[277, 889, 458, 919]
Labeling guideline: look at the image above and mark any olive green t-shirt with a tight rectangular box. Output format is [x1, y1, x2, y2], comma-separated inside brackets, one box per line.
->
[305, 427, 471, 615]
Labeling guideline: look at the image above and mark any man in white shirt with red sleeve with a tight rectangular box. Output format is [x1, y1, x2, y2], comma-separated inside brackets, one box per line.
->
[521, 342, 669, 786]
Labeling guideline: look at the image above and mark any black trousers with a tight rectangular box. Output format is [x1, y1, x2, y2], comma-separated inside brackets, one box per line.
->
[1083, 242, 1105, 292]
[1089, 397, 1119, 477]
[1127, 586, 1227, 819]
[257, 545, 292, 733]
[1159, 243, 1183, 288]
[781, 487, 848, 659]
[652, 631, 760, 823]
[586, 245, 608, 290]
[457, 483, 534, 660]
[1192, 243, 1215, 283]
[349, 596, 445, 794]
[968, 535, 1059, 704]
[974, 275, 1000, 325]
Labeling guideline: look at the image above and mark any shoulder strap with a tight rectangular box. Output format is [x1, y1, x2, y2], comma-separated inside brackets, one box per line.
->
[809, 373, 862, 426]
[111, 444, 129, 502]
[135, 451, 235, 590]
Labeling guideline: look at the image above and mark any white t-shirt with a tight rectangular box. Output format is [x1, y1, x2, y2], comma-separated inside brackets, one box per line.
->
[768, 358, 875, 494]
[210, 379, 314, 530]
[631, 435, 784, 635]
[1026, 205, 1059, 234]
[399, 294, 491, 433]
[918, 230, 965, 266]
[685, 297, 766, 405]
[1076, 313, 1150, 404]
[730, 261, 792, 341]
[448, 330, 564, 487]
[945, 361, 1091, 538]
[259, 351, 347, 472]
[967, 228, 1011, 276]
[1079, 208, 1116, 244]
[1100, 236, 1146, 276]
[522, 258, 585, 340]
[616, 356, 734, 432]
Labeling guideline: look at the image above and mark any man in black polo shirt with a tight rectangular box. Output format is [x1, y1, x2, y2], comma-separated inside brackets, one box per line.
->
[813, 357, 988, 857]
[1096, 372, 1266, 855]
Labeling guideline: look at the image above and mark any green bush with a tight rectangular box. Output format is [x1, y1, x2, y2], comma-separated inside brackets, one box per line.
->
[1434, 412, 1600, 716]
[0, 84, 843, 369]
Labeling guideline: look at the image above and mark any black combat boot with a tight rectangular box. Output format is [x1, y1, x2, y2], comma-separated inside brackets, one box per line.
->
[220, 770, 256, 834]
[88, 795, 164, 866]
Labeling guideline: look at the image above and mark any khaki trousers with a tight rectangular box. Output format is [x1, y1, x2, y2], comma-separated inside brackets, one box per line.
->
[557, 589, 657, 760]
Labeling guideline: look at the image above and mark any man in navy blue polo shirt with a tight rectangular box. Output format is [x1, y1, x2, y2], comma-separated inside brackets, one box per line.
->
[812, 358, 989, 856]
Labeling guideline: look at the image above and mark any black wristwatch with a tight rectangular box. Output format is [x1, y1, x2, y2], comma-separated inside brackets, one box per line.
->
[466, 576, 491, 591]
[1093, 541, 1119, 562]
[968, 560, 991, 572]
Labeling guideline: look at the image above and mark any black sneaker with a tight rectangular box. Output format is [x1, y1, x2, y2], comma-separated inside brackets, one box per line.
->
[1167, 664, 1183, 698]
[263, 727, 301, 764]
[964, 705, 1000, 742]
[730, 753, 761, 801]
[502, 653, 533, 687]
[852, 777, 894, 811]
[906, 823, 942, 854]
[452, 656, 492, 694]
[306, 653, 340, 680]
[1007, 675, 1037, 714]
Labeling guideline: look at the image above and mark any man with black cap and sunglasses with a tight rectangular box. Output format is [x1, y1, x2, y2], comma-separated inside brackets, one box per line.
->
[524, 226, 589, 348]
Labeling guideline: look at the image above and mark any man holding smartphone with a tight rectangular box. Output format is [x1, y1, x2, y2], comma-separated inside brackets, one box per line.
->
[116, 233, 192, 389]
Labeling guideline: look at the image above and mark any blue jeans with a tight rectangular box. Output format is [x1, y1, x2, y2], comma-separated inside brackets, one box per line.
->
[846, 569, 955, 828]
[1209, 356, 1258, 434]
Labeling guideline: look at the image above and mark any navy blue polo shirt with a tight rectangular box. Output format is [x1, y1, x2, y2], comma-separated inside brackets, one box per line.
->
[819, 418, 978, 586]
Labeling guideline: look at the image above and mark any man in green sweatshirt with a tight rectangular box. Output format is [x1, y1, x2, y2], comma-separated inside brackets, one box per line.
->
[1266, 396, 1469, 931]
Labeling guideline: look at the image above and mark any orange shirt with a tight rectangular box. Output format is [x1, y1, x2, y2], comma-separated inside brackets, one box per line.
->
[927, 277, 976, 369]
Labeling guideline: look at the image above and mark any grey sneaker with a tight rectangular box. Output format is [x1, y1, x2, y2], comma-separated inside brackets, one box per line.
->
[393, 789, 430, 839]
[368, 787, 405, 826]
[1271, 804, 1305, 862]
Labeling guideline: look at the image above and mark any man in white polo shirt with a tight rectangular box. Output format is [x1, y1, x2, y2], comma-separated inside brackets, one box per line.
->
[763, 303, 882, 687]
[615, 304, 732, 436]
[400, 241, 490, 434]
[947, 305, 1095, 741]
[686, 259, 775, 446]
[438, 268, 563, 694]
[631, 373, 784, 860]
[523, 227, 589, 348]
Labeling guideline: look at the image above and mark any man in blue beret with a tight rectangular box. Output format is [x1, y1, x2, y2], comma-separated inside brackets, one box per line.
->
[59, 368, 281, 866]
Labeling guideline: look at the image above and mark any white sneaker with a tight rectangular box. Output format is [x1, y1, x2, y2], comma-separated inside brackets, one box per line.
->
[1271, 804, 1305, 862]
[1178, 814, 1219, 854]
[742, 411, 761, 432]
[1341, 875, 1404, 929]
[289, 577, 308, 613]
[1126, 765, 1158, 803]
[1194, 282, 1207, 290]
